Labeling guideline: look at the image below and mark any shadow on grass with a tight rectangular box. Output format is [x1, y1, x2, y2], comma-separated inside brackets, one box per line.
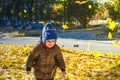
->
[0, 25, 42, 37]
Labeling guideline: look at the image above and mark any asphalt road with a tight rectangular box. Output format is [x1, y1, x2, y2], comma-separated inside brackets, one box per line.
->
[0, 37, 120, 53]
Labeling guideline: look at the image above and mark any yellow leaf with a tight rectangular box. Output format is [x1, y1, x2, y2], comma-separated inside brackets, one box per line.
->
[88, 5, 92, 9]
[95, 61, 101, 65]
[86, 28, 93, 30]
[107, 18, 112, 22]
[75, 1, 88, 5]
[0, 76, 5, 80]
[93, 50, 101, 58]
[117, 60, 120, 64]
[116, 71, 120, 76]
[24, 9, 27, 13]
[113, 39, 119, 45]
[108, 32, 112, 39]
[109, 21, 116, 31]
[62, 24, 69, 29]
[52, 5, 60, 12]
[68, 74, 74, 79]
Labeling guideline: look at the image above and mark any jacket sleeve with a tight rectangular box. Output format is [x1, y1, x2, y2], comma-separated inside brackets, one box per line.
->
[26, 44, 39, 71]
[55, 46, 66, 72]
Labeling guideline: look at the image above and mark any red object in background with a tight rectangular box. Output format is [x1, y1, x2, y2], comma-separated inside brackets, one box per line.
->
[74, 44, 79, 48]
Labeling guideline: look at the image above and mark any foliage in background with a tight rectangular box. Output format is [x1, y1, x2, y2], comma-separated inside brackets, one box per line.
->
[66, 0, 98, 28]
[0, 0, 65, 21]
[1, 0, 120, 30]
[0, 0, 99, 28]
[105, 0, 120, 21]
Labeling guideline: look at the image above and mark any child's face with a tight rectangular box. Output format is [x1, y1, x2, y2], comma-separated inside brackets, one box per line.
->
[45, 39, 56, 48]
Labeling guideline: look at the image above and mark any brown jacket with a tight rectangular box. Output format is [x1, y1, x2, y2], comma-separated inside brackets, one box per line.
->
[26, 41, 66, 79]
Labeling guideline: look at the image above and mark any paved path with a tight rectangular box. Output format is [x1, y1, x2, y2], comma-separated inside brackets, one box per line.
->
[0, 37, 120, 53]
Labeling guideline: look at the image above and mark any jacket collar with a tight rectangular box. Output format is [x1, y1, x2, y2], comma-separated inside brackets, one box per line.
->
[41, 41, 55, 49]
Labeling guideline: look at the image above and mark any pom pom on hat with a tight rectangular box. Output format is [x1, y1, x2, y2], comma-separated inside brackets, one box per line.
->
[42, 22, 57, 43]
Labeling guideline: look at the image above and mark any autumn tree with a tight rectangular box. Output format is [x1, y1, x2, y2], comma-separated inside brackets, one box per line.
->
[105, 0, 120, 21]
[66, 0, 98, 28]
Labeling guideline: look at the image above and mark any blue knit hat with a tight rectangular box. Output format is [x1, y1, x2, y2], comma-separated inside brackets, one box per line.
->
[42, 22, 57, 43]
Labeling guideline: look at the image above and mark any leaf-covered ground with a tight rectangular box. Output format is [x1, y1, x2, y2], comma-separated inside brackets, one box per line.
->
[0, 43, 120, 80]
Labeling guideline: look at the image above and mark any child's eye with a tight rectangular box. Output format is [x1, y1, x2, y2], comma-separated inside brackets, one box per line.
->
[47, 41, 51, 42]
[52, 41, 55, 42]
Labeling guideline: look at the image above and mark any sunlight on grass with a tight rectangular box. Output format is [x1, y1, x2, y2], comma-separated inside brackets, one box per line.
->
[8, 31, 25, 37]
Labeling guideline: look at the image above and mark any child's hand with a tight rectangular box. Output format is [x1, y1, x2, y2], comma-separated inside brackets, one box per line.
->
[26, 71, 30, 75]
[62, 71, 66, 79]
